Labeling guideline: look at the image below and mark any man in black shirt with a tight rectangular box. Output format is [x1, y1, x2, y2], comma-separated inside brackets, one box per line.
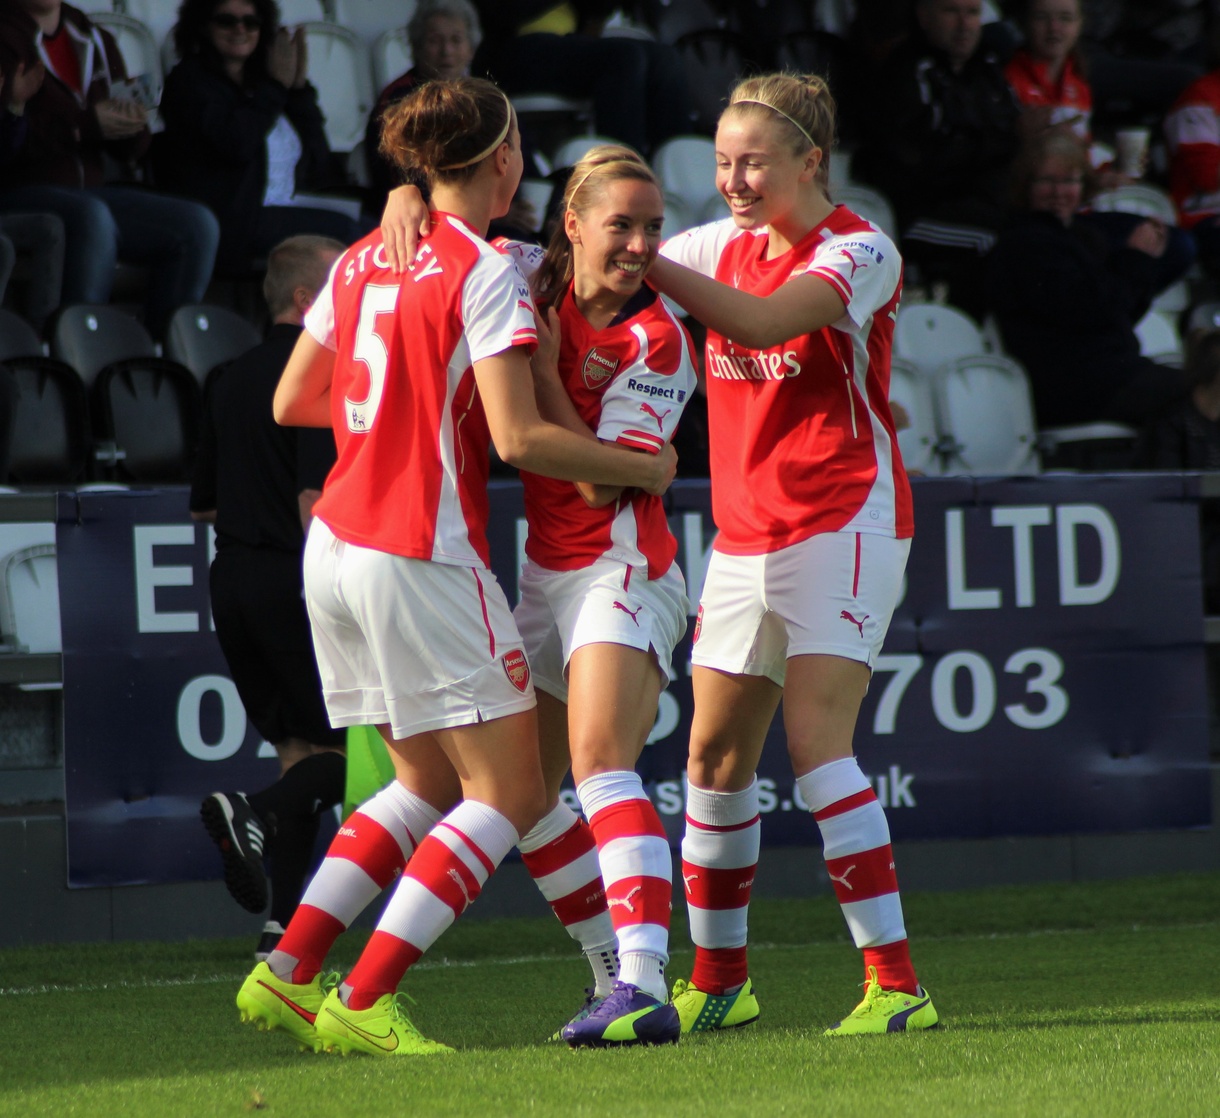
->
[192, 234, 346, 959]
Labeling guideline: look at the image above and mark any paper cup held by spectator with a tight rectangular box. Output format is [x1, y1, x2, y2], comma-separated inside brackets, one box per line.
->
[1115, 128, 1150, 177]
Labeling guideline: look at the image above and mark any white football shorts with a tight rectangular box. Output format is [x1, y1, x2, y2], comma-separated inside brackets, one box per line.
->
[304, 518, 536, 739]
[691, 530, 910, 686]
[514, 557, 689, 703]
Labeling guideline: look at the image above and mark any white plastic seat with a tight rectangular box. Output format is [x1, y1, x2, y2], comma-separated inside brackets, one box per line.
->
[550, 133, 620, 170]
[301, 22, 374, 152]
[331, 0, 416, 45]
[371, 25, 413, 91]
[276, 0, 328, 24]
[834, 184, 898, 240]
[0, 544, 61, 655]
[90, 11, 164, 104]
[1088, 183, 1178, 224]
[119, 0, 180, 52]
[893, 302, 986, 375]
[652, 135, 719, 217]
[662, 192, 695, 238]
[698, 193, 728, 223]
[515, 178, 554, 234]
[888, 357, 942, 476]
[932, 353, 1041, 476]
[1134, 309, 1184, 366]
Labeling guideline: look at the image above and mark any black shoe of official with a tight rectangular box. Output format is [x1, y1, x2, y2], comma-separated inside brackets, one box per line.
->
[200, 791, 268, 913]
[254, 920, 285, 961]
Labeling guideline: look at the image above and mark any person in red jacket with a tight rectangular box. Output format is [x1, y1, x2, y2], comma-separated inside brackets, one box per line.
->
[0, 0, 218, 337]
[1165, 28, 1220, 276]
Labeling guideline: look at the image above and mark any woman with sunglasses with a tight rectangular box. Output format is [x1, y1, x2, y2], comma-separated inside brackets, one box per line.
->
[156, 0, 364, 275]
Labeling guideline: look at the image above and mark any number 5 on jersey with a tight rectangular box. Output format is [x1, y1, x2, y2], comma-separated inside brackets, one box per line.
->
[346, 284, 399, 433]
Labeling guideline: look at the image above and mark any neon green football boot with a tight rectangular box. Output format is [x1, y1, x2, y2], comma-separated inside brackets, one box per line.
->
[236, 962, 339, 1052]
[824, 966, 939, 1036]
[315, 989, 453, 1057]
[671, 977, 760, 1034]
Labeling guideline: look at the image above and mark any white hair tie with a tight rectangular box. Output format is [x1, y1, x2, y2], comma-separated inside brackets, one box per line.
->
[734, 97, 817, 149]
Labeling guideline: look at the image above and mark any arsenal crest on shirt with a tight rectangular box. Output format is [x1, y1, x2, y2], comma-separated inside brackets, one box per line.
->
[502, 648, 531, 693]
[582, 347, 619, 390]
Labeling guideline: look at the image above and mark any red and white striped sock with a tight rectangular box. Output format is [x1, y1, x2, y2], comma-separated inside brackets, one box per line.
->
[577, 770, 671, 1003]
[681, 778, 760, 995]
[269, 781, 441, 985]
[796, 757, 919, 995]
[519, 800, 618, 996]
[342, 800, 518, 1010]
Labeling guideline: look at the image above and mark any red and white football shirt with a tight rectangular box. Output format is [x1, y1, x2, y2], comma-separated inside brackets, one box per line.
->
[305, 213, 537, 567]
[1165, 72, 1220, 227]
[661, 206, 912, 555]
[520, 283, 697, 578]
[1005, 49, 1093, 141]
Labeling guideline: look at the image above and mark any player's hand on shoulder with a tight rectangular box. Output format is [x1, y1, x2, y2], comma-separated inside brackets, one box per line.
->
[381, 185, 429, 273]
[530, 305, 562, 382]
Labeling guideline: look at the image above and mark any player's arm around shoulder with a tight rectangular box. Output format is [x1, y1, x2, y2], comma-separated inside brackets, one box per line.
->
[475, 347, 676, 496]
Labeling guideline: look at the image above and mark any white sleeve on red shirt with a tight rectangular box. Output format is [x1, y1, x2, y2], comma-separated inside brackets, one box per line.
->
[596, 314, 696, 453]
[491, 236, 546, 284]
[804, 226, 902, 332]
[660, 218, 743, 278]
[303, 255, 343, 350]
[461, 249, 539, 362]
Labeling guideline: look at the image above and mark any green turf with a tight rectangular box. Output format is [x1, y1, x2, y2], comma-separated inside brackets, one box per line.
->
[2, 874, 1218, 1118]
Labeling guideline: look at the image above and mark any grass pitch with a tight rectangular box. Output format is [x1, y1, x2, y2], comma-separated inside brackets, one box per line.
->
[2, 874, 1218, 1118]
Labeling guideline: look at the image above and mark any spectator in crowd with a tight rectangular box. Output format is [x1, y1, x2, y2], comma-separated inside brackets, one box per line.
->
[986, 129, 1190, 428]
[0, 58, 63, 334]
[1078, 0, 1203, 122]
[1005, 0, 1196, 296]
[471, 0, 694, 159]
[192, 234, 347, 962]
[852, 0, 1021, 315]
[0, 0, 219, 339]
[156, 0, 364, 277]
[363, 0, 479, 214]
[1165, 25, 1220, 277]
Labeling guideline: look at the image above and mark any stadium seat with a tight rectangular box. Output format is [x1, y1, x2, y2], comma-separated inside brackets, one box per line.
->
[332, 0, 416, 46]
[0, 357, 91, 485]
[932, 353, 1041, 475]
[165, 304, 262, 386]
[697, 192, 728, 223]
[0, 544, 61, 655]
[551, 133, 621, 171]
[644, 0, 734, 43]
[0, 309, 44, 361]
[1134, 309, 1184, 366]
[89, 11, 164, 105]
[515, 178, 554, 234]
[276, 0, 328, 24]
[893, 302, 986, 375]
[51, 305, 156, 389]
[835, 184, 898, 241]
[514, 98, 597, 168]
[653, 135, 719, 218]
[888, 357, 943, 476]
[663, 191, 695, 238]
[91, 357, 202, 483]
[1038, 421, 1140, 471]
[301, 22, 374, 152]
[1088, 183, 1179, 224]
[675, 29, 746, 134]
[120, 0, 180, 56]
[371, 24, 412, 91]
